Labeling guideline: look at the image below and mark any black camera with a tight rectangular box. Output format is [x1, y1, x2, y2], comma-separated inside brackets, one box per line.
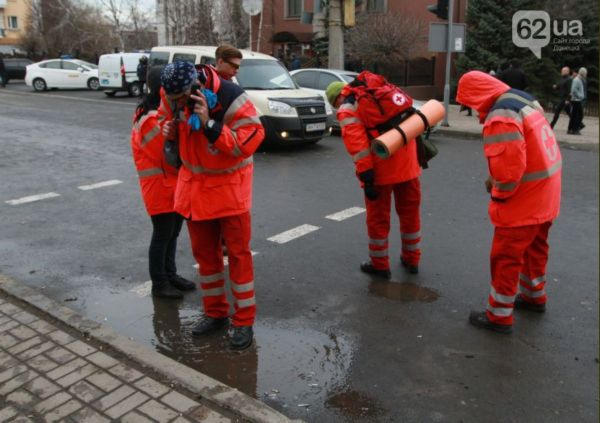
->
[187, 83, 201, 110]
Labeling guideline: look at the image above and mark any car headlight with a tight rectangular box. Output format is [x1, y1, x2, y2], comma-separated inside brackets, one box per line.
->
[268, 100, 297, 116]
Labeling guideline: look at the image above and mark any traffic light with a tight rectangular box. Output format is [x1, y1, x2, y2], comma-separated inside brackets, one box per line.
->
[427, 0, 448, 20]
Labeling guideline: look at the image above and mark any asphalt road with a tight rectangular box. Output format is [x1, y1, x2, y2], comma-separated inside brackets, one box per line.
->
[1, 82, 598, 422]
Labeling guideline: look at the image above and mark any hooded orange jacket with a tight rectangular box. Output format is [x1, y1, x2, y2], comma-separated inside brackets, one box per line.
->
[456, 71, 561, 227]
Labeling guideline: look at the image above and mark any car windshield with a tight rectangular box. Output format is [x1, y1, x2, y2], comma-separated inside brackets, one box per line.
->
[236, 59, 296, 90]
[341, 73, 357, 83]
[73, 60, 97, 69]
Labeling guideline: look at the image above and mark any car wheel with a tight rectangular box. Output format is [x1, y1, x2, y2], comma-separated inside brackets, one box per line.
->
[87, 77, 100, 90]
[104, 91, 116, 97]
[33, 78, 47, 92]
[127, 82, 140, 97]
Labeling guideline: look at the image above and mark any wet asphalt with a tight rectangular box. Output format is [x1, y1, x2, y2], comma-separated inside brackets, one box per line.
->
[0, 82, 598, 422]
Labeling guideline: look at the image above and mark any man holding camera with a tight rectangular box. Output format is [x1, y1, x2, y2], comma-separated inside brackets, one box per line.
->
[158, 61, 264, 350]
[214, 44, 242, 81]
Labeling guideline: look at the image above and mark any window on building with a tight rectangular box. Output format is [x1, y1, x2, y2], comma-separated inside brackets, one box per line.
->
[7, 16, 18, 29]
[287, 0, 302, 18]
[366, 0, 385, 13]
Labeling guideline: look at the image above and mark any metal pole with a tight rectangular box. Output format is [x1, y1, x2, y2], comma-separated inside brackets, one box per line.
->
[442, 0, 454, 127]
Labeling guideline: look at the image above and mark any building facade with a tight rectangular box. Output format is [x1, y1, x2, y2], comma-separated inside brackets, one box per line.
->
[0, 0, 28, 54]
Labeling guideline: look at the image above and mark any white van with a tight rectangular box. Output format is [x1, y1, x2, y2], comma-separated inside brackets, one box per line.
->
[149, 46, 335, 145]
[98, 52, 147, 97]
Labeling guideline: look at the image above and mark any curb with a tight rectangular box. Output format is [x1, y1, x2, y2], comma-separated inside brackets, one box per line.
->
[0, 275, 299, 423]
[433, 128, 599, 152]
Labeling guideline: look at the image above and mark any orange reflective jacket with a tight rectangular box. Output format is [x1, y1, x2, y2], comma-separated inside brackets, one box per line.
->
[158, 68, 264, 220]
[457, 71, 562, 227]
[130, 109, 178, 215]
[337, 87, 421, 186]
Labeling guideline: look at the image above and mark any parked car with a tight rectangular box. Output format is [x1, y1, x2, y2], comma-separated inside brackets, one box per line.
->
[149, 46, 335, 145]
[98, 52, 148, 97]
[290, 68, 438, 133]
[25, 59, 99, 91]
[1, 58, 34, 83]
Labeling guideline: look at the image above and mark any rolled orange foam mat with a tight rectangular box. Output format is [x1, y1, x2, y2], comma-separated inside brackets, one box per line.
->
[371, 100, 445, 159]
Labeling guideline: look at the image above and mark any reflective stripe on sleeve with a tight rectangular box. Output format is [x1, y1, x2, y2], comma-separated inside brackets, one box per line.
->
[494, 181, 518, 192]
[490, 287, 516, 304]
[232, 143, 243, 158]
[137, 168, 163, 178]
[486, 109, 523, 123]
[237, 297, 256, 308]
[401, 231, 421, 240]
[232, 281, 254, 294]
[369, 238, 387, 246]
[182, 156, 253, 175]
[230, 115, 261, 130]
[224, 93, 251, 124]
[338, 102, 358, 112]
[483, 131, 524, 144]
[200, 272, 225, 283]
[486, 304, 513, 317]
[519, 285, 546, 298]
[369, 249, 388, 258]
[141, 126, 161, 146]
[340, 117, 361, 128]
[202, 287, 225, 297]
[353, 148, 371, 162]
[521, 160, 562, 182]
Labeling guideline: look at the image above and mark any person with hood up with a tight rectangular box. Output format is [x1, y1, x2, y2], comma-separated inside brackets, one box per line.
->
[456, 71, 562, 334]
[158, 61, 265, 350]
[130, 65, 196, 299]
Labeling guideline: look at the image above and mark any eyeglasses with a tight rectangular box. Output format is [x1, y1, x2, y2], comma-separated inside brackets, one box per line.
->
[225, 60, 240, 70]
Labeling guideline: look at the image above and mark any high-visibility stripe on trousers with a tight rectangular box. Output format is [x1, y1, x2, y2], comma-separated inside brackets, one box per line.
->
[487, 221, 552, 325]
[365, 178, 421, 270]
[187, 211, 256, 326]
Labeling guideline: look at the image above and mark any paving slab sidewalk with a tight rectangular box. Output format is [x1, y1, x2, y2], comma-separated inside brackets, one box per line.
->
[433, 104, 598, 150]
[0, 275, 298, 423]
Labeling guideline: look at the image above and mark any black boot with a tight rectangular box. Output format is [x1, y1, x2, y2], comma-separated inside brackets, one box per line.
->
[401, 257, 419, 274]
[360, 261, 391, 279]
[468, 311, 512, 334]
[168, 274, 196, 291]
[191, 315, 228, 336]
[152, 281, 183, 299]
[230, 326, 253, 350]
[514, 295, 546, 313]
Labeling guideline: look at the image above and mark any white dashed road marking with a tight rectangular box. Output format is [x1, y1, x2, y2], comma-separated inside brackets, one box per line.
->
[325, 206, 365, 221]
[5, 192, 61, 205]
[130, 281, 152, 297]
[267, 224, 321, 244]
[78, 180, 123, 191]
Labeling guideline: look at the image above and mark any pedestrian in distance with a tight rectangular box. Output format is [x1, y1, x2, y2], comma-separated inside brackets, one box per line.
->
[130, 65, 196, 299]
[498, 60, 528, 91]
[214, 44, 242, 81]
[325, 72, 423, 280]
[289, 53, 301, 71]
[0, 56, 7, 88]
[158, 61, 265, 350]
[456, 71, 562, 334]
[567, 67, 586, 135]
[550, 66, 572, 129]
[137, 56, 148, 97]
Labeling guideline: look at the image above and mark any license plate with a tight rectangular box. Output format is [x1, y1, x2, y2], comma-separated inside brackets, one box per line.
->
[305, 122, 326, 132]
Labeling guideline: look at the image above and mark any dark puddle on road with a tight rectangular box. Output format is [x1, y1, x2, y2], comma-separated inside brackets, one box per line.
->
[325, 388, 383, 418]
[369, 281, 440, 302]
[149, 297, 358, 420]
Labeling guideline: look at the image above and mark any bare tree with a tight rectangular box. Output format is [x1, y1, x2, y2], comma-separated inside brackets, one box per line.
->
[346, 11, 428, 67]
[213, 0, 249, 48]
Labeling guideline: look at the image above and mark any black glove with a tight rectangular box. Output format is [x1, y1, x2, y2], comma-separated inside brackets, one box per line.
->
[358, 169, 375, 184]
[364, 184, 378, 200]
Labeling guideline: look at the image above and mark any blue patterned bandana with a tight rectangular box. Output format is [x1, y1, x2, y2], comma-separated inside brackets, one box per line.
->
[160, 61, 198, 95]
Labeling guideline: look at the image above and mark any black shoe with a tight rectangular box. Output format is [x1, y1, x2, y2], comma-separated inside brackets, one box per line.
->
[468, 311, 512, 334]
[230, 326, 253, 350]
[579, 123, 585, 130]
[572, 130, 581, 135]
[400, 257, 419, 274]
[360, 261, 391, 279]
[191, 315, 228, 336]
[514, 295, 546, 313]
[168, 274, 196, 291]
[152, 282, 183, 299]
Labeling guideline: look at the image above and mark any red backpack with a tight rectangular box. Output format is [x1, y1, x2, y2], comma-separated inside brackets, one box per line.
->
[347, 71, 413, 129]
